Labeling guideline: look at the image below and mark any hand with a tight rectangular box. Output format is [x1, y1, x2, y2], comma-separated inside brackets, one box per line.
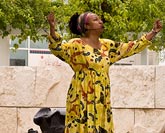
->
[47, 12, 56, 26]
[152, 20, 162, 33]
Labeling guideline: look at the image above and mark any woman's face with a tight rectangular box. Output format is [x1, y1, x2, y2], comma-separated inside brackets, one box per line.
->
[85, 13, 104, 32]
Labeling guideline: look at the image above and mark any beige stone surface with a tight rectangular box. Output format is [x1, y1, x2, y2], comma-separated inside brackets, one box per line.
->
[0, 66, 73, 107]
[0, 66, 165, 133]
[0, 67, 36, 106]
[0, 108, 17, 133]
[133, 124, 158, 133]
[110, 66, 155, 108]
[134, 109, 165, 133]
[17, 108, 41, 133]
[34, 65, 73, 107]
[112, 109, 134, 133]
[155, 66, 165, 108]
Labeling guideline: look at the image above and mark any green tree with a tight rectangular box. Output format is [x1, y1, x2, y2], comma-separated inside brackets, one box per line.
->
[0, 0, 52, 47]
[66, 0, 165, 51]
[124, 0, 165, 51]
[0, 0, 164, 51]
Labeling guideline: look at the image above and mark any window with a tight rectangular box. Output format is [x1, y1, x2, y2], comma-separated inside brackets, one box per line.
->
[9, 36, 52, 66]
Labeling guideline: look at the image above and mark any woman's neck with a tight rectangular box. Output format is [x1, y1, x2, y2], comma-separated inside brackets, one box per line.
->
[81, 35, 101, 49]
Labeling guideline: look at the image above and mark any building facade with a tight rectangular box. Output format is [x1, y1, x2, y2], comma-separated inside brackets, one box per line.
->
[0, 36, 160, 66]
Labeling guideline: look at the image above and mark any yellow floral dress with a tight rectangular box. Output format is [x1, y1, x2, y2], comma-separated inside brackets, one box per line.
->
[48, 34, 151, 133]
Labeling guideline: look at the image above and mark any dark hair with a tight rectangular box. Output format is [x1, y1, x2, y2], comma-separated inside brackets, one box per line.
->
[69, 12, 82, 35]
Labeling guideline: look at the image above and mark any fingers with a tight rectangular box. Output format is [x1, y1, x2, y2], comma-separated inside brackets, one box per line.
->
[157, 20, 162, 28]
[156, 20, 162, 26]
[47, 12, 54, 20]
[156, 21, 162, 30]
[47, 12, 56, 25]
[153, 19, 162, 31]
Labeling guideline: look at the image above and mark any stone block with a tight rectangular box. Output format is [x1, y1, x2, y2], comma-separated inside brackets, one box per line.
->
[134, 109, 165, 133]
[0, 108, 17, 133]
[0, 67, 36, 106]
[0, 66, 73, 107]
[34, 65, 73, 107]
[112, 109, 134, 133]
[17, 108, 41, 133]
[110, 66, 155, 108]
[155, 66, 165, 108]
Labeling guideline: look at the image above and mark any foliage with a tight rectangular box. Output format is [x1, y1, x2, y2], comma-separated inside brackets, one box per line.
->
[0, 0, 52, 44]
[0, 0, 164, 52]
[124, 0, 165, 51]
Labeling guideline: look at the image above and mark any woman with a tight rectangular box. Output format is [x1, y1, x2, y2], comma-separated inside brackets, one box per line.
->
[47, 12, 162, 133]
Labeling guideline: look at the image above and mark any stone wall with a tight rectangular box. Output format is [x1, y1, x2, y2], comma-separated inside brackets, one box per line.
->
[0, 65, 164, 133]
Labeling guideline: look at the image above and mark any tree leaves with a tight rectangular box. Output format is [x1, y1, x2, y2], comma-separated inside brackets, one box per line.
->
[0, 0, 164, 51]
[0, 0, 51, 41]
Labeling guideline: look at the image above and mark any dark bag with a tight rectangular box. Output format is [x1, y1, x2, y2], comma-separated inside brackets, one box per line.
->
[33, 108, 65, 133]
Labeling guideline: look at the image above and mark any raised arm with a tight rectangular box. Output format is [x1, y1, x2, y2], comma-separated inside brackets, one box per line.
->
[47, 12, 58, 40]
[108, 20, 162, 64]
[47, 12, 71, 63]
[145, 20, 162, 41]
